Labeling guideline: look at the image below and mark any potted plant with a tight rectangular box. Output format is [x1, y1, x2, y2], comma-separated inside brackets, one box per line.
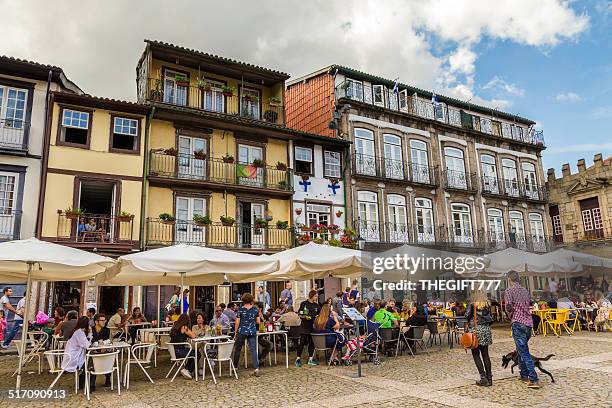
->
[276, 162, 287, 171]
[150, 79, 162, 101]
[243, 93, 256, 102]
[221, 85, 235, 97]
[164, 147, 178, 156]
[196, 79, 212, 91]
[276, 220, 289, 230]
[268, 96, 281, 107]
[277, 180, 288, 188]
[193, 214, 212, 226]
[335, 210, 343, 218]
[300, 223, 312, 231]
[193, 149, 206, 160]
[313, 224, 328, 234]
[313, 237, 325, 244]
[64, 207, 84, 220]
[222, 154, 234, 164]
[340, 235, 356, 248]
[295, 208, 302, 216]
[118, 211, 134, 222]
[174, 75, 189, 87]
[298, 233, 311, 245]
[252, 159, 266, 168]
[254, 218, 268, 228]
[220, 215, 235, 226]
[327, 224, 340, 234]
[343, 227, 356, 237]
[159, 213, 176, 225]
[329, 238, 342, 247]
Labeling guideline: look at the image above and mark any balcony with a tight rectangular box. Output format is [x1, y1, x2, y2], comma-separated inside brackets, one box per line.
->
[145, 78, 284, 125]
[481, 176, 547, 202]
[572, 220, 612, 244]
[55, 212, 135, 251]
[352, 153, 438, 186]
[442, 170, 478, 192]
[146, 219, 292, 252]
[336, 80, 544, 147]
[148, 150, 293, 195]
[0, 211, 21, 241]
[484, 231, 555, 253]
[0, 119, 28, 152]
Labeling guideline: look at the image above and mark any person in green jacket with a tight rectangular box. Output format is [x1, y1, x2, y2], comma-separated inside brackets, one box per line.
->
[373, 301, 398, 329]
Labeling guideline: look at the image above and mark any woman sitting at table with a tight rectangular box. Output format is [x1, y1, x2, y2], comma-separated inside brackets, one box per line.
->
[169, 307, 181, 324]
[403, 305, 428, 354]
[127, 307, 148, 345]
[170, 314, 197, 379]
[313, 303, 345, 364]
[192, 312, 209, 337]
[61, 316, 91, 391]
[399, 301, 412, 321]
[275, 300, 287, 315]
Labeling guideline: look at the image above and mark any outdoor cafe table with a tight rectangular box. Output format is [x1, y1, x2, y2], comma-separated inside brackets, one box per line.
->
[191, 334, 230, 381]
[427, 316, 457, 349]
[87, 341, 131, 376]
[244, 330, 289, 369]
[137, 326, 172, 343]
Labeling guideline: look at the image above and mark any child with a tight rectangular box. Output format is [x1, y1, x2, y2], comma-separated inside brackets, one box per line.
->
[0, 310, 6, 343]
[342, 333, 366, 361]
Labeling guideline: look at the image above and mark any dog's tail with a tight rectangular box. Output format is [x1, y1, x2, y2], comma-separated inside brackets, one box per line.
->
[539, 354, 555, 361]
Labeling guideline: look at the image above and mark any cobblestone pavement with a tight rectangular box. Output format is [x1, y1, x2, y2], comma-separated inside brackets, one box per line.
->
[0, 327, 610, 407]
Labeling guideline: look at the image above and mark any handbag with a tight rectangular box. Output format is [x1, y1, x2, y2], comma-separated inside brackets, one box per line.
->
[459, 304, 479, 350]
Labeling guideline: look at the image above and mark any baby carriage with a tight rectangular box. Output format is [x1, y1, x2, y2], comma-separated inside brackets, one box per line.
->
[342, 320, 382, 365]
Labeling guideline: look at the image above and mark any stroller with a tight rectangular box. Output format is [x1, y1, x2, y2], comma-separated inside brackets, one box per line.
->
[343, 320, 382, 366]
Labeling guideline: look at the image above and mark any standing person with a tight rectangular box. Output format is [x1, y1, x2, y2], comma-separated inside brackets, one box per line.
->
[257, 286, 271, 314]
[0, 310, 6, 344]
[231, 293, 261, 377]
[90, 314, 111, 390]
[165, 288, 180, 316]
[464, 295, 494, 386]
[332, 291, 344, 317]
[223, 302, 238, 325]
[348, 280, 361, 307]
[1, 287, 23, 349]
[505, 270, 541, 388]
[295, 289, 321, 367]
[182, 289, 190, 314]
[61, 316, 91, 390]
[280, 282, 293, 307]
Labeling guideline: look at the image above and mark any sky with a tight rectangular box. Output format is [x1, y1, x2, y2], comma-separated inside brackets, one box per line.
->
[1, 0, 610, 174]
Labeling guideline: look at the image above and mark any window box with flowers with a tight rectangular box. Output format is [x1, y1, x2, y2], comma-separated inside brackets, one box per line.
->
[220, 215, 235, 227]
[313, 224, 328, 234]
[221, 85, 236, 97]
[193, 214, 212, 226]
[298, 233, 312, 245]
[159, 213, 176, 225]
[118, 211, 134, 222]
[193, 149, 206, 160]
[222, 154, 235, 164]
[327, 224, 340, 234]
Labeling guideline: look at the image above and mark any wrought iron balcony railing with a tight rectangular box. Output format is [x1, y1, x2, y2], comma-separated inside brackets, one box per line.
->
[0, 211, 21, 241]
[146, 218, 292, 250]
[352, 153, 438, 186]
[442, 170, 478, 192]
[56, 212, 134, 244]
[0, 119, 28, 151]
[145, 78, 284, 125]
[573, 219, 612, 243]
[149, 150, 293, 192]
[336, 80, 544, 147]
[481, 176, 547, 202]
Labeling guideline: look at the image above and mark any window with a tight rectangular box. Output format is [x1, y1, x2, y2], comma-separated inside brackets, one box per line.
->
[357, 191, 379, 242]
[509, 211, 526, 249]
[295, 146, 313, 175]
[522, 162, 538, 199]
[383, 134, 404, 179]
[444, 147, 467, 189]
[387, 194, 408, 242]
[111, 117, 139, 151]
[481, 154, 498, 194]
[450, 203, 472, 243]
[399, 90, 408, 112]
[487, 208, 505, 247]
[373, 85, 385, 105]
[415, 197, 435, 243]
[59, 108, 90, 146]
[354, 128, 376, 176]
[529, 213, 546, 251]
[307, 203, 330, 228]
[0, 87, 27, 128]
[240, 87, 260, 120]
[163, 69, 188, 106]
[324, 150, 341, 178]
[345, 78, 363, 101]
[0, 173, 16, 215]
[202, 80, 225, 113]
[552, 215, 562, 236]
[502, 158, 519, 196]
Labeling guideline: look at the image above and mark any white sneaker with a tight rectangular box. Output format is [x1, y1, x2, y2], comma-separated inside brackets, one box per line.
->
[198, 368, 204, 376]
[180, 369, 192, 379]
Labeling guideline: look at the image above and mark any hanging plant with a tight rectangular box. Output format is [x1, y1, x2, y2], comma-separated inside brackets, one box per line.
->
[65, 207, 84, 219]
[276, 220, 289, 230]
[335, 210, 343, 218]
[268, 96, 281, 106]
[301, 174, 310, 181]
[159, 213, 176, 225]
[174, 75, 189, 87]
[276, 162, 287, 171]
[118, 211, 134, 222]
[295, 208, 302, 216]
[193, 149, 206, 160]
[164, 147, 178, 156]
[221, 85, 236, 97]
[220, 215, 235, 226]
[222, 154, 234, 164]
[193, 214, 212, 226]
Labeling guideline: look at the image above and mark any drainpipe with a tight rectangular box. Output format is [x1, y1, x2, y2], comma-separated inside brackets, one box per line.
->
[139, 106, 155, 250]
[35, 69, 54, 238]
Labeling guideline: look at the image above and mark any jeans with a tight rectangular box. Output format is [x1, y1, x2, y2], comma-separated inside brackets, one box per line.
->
[258, 337, 272, 364]
[233, 333, 259, 369]
[174, 347, 195, 373]
[3, 320, 22, 346]
[471, 345, 491, 378]
[296, 332, 314, 359]
[512, 323, 538, 382]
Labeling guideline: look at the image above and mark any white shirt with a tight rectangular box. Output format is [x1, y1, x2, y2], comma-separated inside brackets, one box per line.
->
[61, 329, 91, 372]
[14, 298, 25, 321]
[549, 280, 558, 293]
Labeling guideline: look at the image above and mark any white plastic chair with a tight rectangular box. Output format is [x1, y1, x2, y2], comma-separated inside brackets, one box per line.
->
[44, 351, 80, 394]
[165, 342, 196, 382]
[123, 343, 156, 389]
[154, 333, 170, 367]
[85, 351, 120, 401]
[12, 338, 43, 375]
[203, 340, 237, 384]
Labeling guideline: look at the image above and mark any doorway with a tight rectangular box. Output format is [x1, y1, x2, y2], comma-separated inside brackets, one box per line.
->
[238, 201, 265, 249]
[77, 180, 117, 242]
[98, 286, 124, 316]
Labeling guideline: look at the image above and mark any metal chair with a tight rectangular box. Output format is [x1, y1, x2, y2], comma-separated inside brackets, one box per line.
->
[154, 333, 171, 367]
[85, 350, 120, 401]
[403, 326, 427, 356]
[123, 343, 156, 389]
[203, 340, 237, 384]
[44, 351, 80, 394]
[311, 333, 339, 368]
[426, 321, 444, 347]
[165, 341, 197, 382]
[12, 337, 44, 376]
[286, 325, 301, 351]
[379, 327, 401, 357]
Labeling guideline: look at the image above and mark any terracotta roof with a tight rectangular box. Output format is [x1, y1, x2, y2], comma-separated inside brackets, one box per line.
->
[143, 40, 290, 80]
[288, 64, 536, 125]
[0, 55, 62, 72]
[51, 92, 150, 114]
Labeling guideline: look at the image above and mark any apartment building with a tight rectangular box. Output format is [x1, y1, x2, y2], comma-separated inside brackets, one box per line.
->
[287, 66, 551, 253]
[546, 154, 612, 256]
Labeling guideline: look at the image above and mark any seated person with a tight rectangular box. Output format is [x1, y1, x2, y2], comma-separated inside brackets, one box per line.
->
[313, 304, 345, 364]
[274, 300, 287, 315]
[403, 305, 428, 353]
[170, 314, 197, 379]
[209, 305, 232, 333]
[192, 312, 209, 337]
[278, 305, 301, 329]
[127, 306, 148, 345]
[373, 301, 398, 329]
[55, 310, 79, 340]
[168, 307, 181, 324]
[255, 302, 272, 367]
[106, 307, 126, 339]
[61, 317, 91, 391]
[90, 314, 112, 390]
[399, 301, 412, 321]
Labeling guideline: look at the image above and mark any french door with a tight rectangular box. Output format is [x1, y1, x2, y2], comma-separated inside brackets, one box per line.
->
[415, 198, 435, 243]
[410, 140, 430, 184]
[522, 163, 538, 200]
[240, 88, 260, 120]
[383, 134, 404, 180]
[580, 197, 604, 239]
[481, 155, 499, 194]
[451, 203, 473, 245]
[529, 213, 546, 252]
[0, 172, 17, 239]
[509, 211, 526, 250]
[238, 202, 265, 248]
[238, 144, 264, 187]
[487, 208, 505, 249]
[387, 194, 408, 243]
[163, 70, 188, 106]
[357, 191, 379, 242]
[444, 147, 467, 189]
[175, 196, 206, 245]
[178, 136, 207, 179]
[354, 129, 376, 176]
[502, 159, 519, 197]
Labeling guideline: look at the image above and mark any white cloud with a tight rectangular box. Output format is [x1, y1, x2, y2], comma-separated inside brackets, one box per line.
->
[592, 106, 612, 118]
[0, 0, 590, 107]
[555, 92, 583, 102]
[482, 76, 526, 96]
[547, 142, 612, 154]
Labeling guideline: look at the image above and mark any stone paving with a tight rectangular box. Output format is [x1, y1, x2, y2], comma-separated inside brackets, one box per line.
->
[0, 327, 610, 407]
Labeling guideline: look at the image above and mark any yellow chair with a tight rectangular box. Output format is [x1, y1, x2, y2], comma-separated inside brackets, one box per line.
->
[443, 309, 454, 318]
[544, 309, 572, 336]
[566, 308, 581, 333]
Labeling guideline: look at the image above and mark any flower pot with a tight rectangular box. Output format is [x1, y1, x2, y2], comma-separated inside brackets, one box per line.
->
[221, 222, 234, 227]
[328, 229, 340, 235]
[222, 157, 234, 164]
[222, 92, 234, 97]
[194, 222, 211, 227]
[65, 213, 79, 220]
[161, 220, 176, 225]
[301, 226, 312, 231]
[269, 101, 281, 107]
[295, 208, 302, 215]
[118, 216, 133, 222]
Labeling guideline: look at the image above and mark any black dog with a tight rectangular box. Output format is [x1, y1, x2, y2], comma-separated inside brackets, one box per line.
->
[501, 351, 555, 383]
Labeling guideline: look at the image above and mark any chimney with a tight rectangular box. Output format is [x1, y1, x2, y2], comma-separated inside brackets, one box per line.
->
[547, 168, 556, 182]
[577, 158, 586, 172]
[561, 163, 571, 177]
[593, 153, 602, 166]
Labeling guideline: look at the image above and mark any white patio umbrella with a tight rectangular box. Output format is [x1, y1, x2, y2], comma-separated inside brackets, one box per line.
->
[0, 238, 117, 391]
[259, 242, 366, 282]
[545, 248, 612, 269]
[484, 247, 582, 277]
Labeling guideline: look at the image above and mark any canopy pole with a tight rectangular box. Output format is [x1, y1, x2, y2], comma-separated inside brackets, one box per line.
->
[15, 261, 33, 391]
[180, 273, 185, 314]
[156, 285, 161, 327]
